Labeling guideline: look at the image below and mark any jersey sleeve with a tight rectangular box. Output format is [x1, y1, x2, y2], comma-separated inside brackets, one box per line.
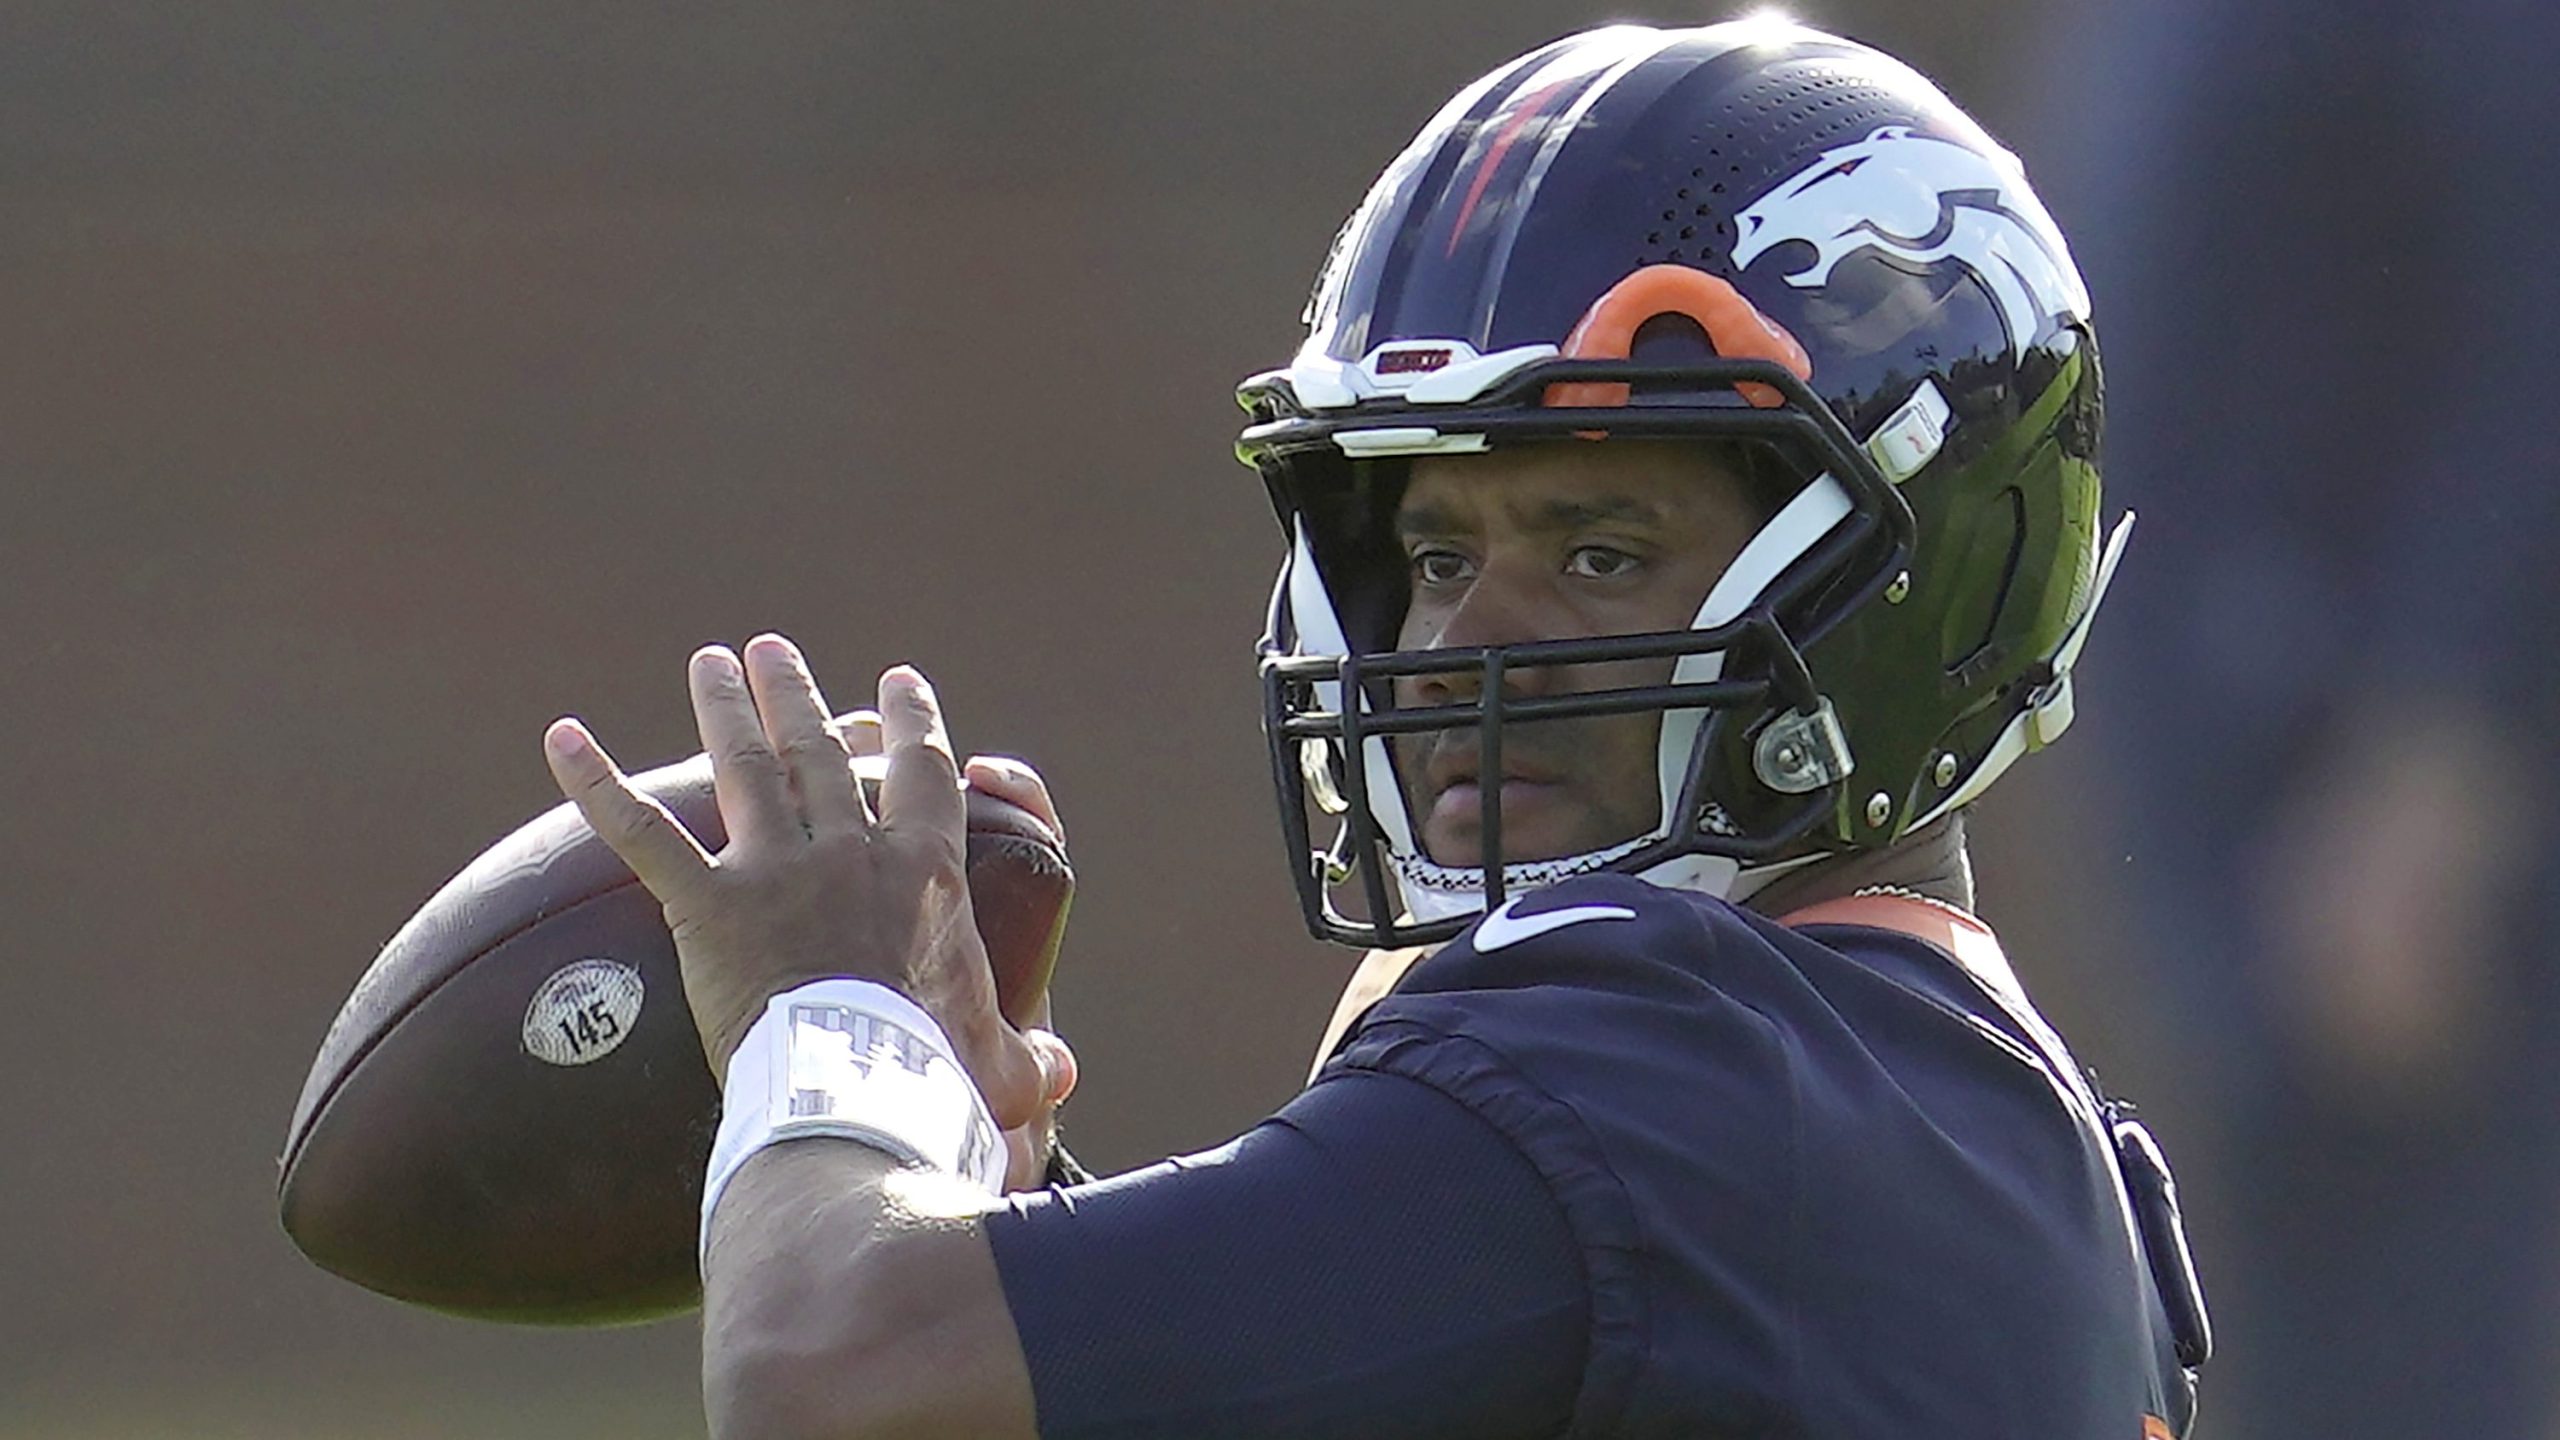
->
[983, 1068, 1590, 1440]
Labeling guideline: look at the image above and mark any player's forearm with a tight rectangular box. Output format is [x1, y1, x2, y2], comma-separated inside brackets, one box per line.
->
[703, 1143, 1038, 1440]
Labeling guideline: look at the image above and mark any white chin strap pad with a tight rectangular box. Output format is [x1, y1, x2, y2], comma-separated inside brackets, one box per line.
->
[1656, 473, 1853, 827]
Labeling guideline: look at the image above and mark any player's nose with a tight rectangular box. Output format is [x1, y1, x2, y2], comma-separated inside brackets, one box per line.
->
[1407, 564, 1562, 705]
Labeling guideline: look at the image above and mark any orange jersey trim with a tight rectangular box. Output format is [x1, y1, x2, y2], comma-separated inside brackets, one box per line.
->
[1776, 891, 1996, 964]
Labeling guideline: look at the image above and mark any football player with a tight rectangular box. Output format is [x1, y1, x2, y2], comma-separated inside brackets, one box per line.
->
[545, 21, 2209, 1438]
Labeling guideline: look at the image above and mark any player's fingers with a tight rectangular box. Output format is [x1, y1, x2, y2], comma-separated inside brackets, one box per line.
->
[743, 634, 866, 834]
[964, 754, 1064, 841]
[690, 645, 798, 849]
[831, 709, 885, 759]
[834, 712, 887, 823]
[545, 718, 715, 899]
[998, 1027, 1076, 1190]
[877, 665, 965, 842]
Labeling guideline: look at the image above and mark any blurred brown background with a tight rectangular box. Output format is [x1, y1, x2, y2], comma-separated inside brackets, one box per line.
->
[1, 3, 2139, 1435]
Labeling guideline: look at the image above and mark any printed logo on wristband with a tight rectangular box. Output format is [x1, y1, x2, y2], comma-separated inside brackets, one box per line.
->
[782, 1001, 1000, 1178]
[702, 979, 1007, 1265]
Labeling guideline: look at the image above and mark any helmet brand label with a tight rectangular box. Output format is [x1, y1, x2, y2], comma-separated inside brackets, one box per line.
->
[1375, 347, 1454, 375]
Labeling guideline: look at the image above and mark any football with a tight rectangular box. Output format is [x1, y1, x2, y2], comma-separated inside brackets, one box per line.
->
[278, 751, 1072, 1324]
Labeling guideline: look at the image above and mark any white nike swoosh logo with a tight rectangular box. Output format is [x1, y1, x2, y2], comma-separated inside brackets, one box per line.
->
[1469, 895, 1639, 952]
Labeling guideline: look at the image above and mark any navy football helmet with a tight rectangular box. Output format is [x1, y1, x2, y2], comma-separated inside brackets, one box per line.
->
[1239, 20, 2130, 947]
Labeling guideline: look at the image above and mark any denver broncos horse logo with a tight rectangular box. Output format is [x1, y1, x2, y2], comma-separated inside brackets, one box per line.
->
[1729, 126, 2088, 363]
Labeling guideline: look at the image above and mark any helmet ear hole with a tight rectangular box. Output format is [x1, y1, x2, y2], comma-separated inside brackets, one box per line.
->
[1940, 486, 2026, 677]
[1292, 458, 1413, 653]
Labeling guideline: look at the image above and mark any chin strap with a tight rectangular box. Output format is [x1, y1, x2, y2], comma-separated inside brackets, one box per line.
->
[1392, 842, 1825, 926]
[1390, 831, 1662, 923]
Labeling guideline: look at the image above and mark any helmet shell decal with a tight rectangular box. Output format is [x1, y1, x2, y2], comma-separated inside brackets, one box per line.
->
[1730, 126, 2090, 363]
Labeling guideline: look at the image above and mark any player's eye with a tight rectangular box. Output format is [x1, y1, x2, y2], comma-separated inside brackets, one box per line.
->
[1564, 545, 1641, 580]
[1410, 548, 1475, 587]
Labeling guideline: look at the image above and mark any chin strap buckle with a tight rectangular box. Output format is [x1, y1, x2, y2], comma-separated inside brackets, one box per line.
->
[1753, 697, 1854, 794]
[2017, 508, 2134, 753]
[2023, 667, 2078, 750]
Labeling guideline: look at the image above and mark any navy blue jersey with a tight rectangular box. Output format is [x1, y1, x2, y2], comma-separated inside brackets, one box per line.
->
[989, 874, 2199, 1438]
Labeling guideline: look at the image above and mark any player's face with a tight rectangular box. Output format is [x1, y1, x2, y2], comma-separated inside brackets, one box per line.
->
[1392, 441, 1765, 867]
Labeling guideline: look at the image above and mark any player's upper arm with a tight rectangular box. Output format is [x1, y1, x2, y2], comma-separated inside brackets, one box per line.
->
[987, 1068, 1589, 1440]
[701, 1062, 1587, 1440]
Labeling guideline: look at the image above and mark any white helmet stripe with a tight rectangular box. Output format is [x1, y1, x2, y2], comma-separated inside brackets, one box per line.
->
[1286, 521, 1419, 858]
[1657, 473, 1855, 824]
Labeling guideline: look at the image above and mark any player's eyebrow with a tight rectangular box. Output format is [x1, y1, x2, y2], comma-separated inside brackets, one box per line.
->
[1395, 493, 1668, 539]
[1395, 498, 1468, 539]
[1523, 494, 1664, 532]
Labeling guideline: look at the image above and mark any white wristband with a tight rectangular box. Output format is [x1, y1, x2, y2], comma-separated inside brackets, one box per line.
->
[700, 979, 1005, 1263]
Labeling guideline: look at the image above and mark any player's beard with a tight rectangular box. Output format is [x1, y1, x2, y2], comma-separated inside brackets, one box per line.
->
[1398, 710, 1666, 868]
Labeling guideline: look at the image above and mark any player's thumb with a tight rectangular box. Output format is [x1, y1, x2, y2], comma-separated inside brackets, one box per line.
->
[953, 1013, 1059, 1132]
[1025, 1028, 1077, 1107]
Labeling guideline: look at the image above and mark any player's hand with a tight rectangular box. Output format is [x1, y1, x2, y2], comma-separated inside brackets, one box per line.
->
[963, 757, 1080, 1187]
[837, 708, 1081, 1187]
[543, 635, 1066, 1134]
